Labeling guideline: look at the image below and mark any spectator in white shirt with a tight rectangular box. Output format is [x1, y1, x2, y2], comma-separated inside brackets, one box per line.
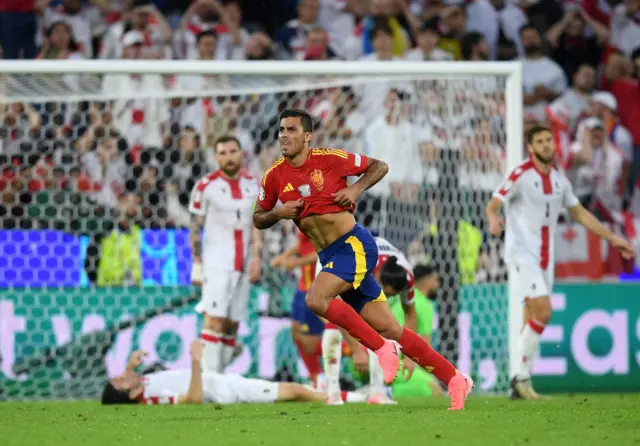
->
[273, 0, 320, 60]
[100, 0, 172, 60]
[547, 63, 596, 137]
[300, 26, 337, 60]
[405, 20, 454, 61]
[174, 30, 218, 138]
[610, 0, 640, 56]
[357, 20, 412, 120]
[38, 0, 107, 58]
[81, 133, 127, 209]
[102, 31, 169, 150]
[318, 0, 361, 59]
[570, 117, 626, 213]
[363, 89, 425, 249]
[466, 0, 525, 60]
[520, 24, 568, 122]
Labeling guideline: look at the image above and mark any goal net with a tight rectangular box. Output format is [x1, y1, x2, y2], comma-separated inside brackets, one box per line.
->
[0, 60, 522, 400]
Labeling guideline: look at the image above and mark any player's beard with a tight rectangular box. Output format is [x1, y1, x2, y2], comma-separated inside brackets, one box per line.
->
[221, 162, 241, 177]
[533, 150, 554, 165]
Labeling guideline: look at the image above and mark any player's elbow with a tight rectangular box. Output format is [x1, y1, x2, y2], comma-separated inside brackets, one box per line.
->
[376, 159, 389, 177]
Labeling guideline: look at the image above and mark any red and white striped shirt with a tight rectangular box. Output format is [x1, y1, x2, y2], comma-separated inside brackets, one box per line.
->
[188, 170, 259, 272]
[493, 160, 580, 270]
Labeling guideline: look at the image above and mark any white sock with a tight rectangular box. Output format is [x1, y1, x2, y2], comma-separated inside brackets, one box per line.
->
[344, 391, 367, 403]
[321, 328, 343, 397]
[516, 320, 545, 380]
[221, 335, 237, 370]
[368, 348, 385, 397]
[201, 330, 224, 372]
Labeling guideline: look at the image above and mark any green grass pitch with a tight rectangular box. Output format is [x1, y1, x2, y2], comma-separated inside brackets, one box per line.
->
[1, 395, 639, 446]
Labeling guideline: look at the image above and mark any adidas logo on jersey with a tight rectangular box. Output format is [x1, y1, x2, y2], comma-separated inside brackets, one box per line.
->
[282, 183, 294, 192]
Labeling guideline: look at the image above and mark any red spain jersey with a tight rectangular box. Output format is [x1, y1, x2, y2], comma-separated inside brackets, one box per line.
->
[257, 148, 369, 218]
[297, 231, 316, 292]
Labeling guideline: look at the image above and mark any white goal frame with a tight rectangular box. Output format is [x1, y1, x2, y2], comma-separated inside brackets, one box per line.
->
[0, 59, 524, 384]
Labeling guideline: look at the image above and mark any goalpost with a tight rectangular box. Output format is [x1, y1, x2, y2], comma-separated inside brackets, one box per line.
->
[0, 60, 523, 399]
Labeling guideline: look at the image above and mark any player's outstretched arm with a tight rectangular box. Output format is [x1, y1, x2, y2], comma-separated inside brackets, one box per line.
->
[179, 340, 205, 404]
[568, 204, 634, 258]
[189, 215, 205, 264]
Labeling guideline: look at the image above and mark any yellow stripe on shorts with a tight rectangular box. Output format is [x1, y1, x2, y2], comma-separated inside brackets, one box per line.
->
[345, 235, 367, 289]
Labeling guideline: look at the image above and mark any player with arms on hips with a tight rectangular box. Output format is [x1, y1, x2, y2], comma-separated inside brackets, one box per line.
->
[486, 124, 634, 400]
[254, 109, 472, 410]
[101, 340, 366, 405]
[321, 237, 418, 405]
[189, 135, 262, 373]
[270, 230, 322, 383]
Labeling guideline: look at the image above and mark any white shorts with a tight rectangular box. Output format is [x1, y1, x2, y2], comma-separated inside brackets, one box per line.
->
[196, 270, 250, 321]
[203, 373, 280, 405]
[509, 262, 554, 301]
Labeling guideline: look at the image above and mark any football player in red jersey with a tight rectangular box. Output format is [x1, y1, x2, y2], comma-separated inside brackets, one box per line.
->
[253, 109, 472, 410]
[270, 231, 322, 383]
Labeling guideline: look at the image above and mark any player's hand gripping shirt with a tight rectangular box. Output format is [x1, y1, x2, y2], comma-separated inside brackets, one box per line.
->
[493, 159, 579, 269]
[258, 149, 370, 218]
[189, 170, 260, 272]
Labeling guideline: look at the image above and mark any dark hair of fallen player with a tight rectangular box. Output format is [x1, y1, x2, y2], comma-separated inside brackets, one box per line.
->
[526, 124, 551, 144]
[279, 109, 313, 132]
[101, 382, 138, 405]
[380, 256, 408, 292]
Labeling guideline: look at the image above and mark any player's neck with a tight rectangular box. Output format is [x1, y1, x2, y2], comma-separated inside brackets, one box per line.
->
[531, 156, 551, 175]
[287, 147, 310, 168]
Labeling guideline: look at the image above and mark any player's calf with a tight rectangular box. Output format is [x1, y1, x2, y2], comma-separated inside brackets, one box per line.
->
[516, 296, 551, 382]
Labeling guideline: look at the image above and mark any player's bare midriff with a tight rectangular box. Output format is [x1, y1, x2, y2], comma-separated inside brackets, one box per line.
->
[297, 211, 356, 252]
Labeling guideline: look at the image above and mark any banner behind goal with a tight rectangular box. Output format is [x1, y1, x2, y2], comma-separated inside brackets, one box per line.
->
[0, 61, 523, 399]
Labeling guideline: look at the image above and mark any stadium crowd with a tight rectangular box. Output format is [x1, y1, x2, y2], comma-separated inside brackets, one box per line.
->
[0, 0, 639, 285]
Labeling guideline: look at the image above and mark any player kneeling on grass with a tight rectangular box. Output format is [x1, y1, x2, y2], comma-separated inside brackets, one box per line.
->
[101, 341, 366, 405]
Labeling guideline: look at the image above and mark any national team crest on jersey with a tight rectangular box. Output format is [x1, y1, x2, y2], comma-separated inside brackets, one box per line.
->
[298, 184, 311, 197]
[311, 169, 324, 191]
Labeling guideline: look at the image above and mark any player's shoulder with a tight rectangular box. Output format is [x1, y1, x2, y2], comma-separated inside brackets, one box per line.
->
[193, 170, 222, 190]
[261, 157, 285, 184]
[550, 166, 572, 187]
[310, 147, 349, 160]
[505, 159, 539, 183]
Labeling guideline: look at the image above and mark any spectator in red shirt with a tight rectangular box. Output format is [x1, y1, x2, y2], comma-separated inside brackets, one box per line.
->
[603, 52, 640, 199]
[0, 0, 47, 59]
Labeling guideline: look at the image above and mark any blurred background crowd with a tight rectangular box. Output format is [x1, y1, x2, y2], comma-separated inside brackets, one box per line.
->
[1, 0, 639, 287]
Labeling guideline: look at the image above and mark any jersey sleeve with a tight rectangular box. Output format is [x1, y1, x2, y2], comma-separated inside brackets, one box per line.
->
[257, 166, 279, 210]
[493, 166, 524, 202]
[327, 149, 369, 177]
[188, 177, 210, 216]
[562, 177, 580, 209]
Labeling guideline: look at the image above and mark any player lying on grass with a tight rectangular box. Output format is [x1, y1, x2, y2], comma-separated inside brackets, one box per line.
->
[321, 237, 418, 405]
[253, 108, 472, 410]
[486, 124, 634, 400]
[101, 341, 366, 405]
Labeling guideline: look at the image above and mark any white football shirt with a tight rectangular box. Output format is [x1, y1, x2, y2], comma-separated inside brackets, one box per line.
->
[140, 370, 237, 405]
[374, 237, 415, 305]
[493, 159, 580, 269]
[189, 170, 259, 272]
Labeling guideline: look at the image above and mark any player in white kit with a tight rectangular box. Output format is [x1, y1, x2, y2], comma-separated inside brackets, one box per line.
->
[189, 135, 262, 373]
[319, 237, 418, 405]
[101, 341, 367, 405]
[486, 124, 633, 400]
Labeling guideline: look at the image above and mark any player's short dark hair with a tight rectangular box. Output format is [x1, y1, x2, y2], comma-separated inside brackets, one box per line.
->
[380, 256, 408, 292]
[101, 382, 137, 405]
[371, 18, 393, 40]
[214, 135, 242, 151]
[197, 30, 217, 44]
[279, 109, 313, 132]
[526, 124, 552, 144]
[413, 263, 437, 281]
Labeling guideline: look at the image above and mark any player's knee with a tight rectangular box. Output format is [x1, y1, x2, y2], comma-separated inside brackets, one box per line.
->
[305, 291, 329, 315]
[536, 305, 553, 325]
